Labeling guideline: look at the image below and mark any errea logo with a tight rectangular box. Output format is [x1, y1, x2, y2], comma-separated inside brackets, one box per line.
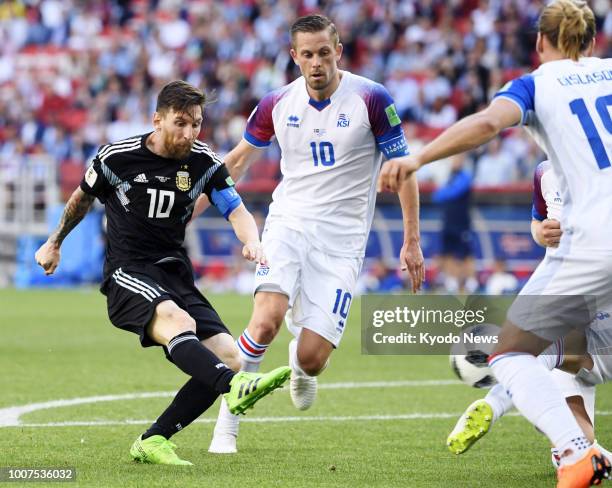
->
[287, 115, 300, 128]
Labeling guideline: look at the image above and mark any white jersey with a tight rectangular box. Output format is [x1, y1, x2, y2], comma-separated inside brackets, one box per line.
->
[496, 57, 612, 253]
[244, 70, 409, 257]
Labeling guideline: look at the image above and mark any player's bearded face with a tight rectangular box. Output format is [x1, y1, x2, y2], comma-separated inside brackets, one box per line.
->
[291, 30, 342, 94]
[159, 108, 202, 160]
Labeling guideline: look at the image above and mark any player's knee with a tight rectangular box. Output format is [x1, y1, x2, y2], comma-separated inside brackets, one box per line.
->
[249, 310, 284, 343]
[160, 307, 196, 336]
[221, 345, 241, 372]
[297, 349, 328, 376]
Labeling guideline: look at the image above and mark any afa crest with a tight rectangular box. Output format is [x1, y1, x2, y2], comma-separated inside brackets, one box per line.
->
[176, 169, 191, 191]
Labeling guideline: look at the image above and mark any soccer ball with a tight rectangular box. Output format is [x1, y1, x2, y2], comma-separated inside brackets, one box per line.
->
[449, 324, 499, 388]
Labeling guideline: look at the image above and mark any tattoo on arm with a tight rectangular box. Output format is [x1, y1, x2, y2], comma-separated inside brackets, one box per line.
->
[49, 189, 95, 246]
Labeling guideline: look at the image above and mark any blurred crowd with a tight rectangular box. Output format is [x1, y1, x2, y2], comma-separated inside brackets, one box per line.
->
[1, 0, 610, 194]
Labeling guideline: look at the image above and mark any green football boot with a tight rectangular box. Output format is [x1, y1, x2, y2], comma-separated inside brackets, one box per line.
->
[130, 435, 193, 465]
[447, 399, 493, 455]
[224, 366, 291, 415]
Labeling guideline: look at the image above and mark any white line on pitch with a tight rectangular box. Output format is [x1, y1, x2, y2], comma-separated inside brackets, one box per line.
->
[0, 379, 461, 427]
[12, 411, 612, 428]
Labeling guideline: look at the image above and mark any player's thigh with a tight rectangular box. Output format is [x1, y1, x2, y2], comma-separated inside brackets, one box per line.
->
[106, 266, 186, 348]
[202, 332, 240, 372]
[507, 253, 610, 344]
[293, 250, 362, 348]
[148, 300, 196, 346]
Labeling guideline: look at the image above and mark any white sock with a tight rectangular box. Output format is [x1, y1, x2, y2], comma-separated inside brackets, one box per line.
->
[580, 384, 596, 426]
[289, 338, 308, 376]
[484, 384, 514, 423]
[537, 339, 564, 371]
[212, 397, 238, 437]
[490, 353, 588, 464]
[594, 441, 612, 462]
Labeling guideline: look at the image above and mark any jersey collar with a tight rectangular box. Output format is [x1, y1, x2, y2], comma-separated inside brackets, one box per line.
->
[306, 70, 348, 111]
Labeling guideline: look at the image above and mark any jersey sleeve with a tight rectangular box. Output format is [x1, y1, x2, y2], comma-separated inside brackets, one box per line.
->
[79, 152, 114, 203]
[202, 162, 242, 219]
[531, 162, 547, 221]
[243, 91, 277, 148]
[365, 83, 409, 160]
[493, 74, 535, 126]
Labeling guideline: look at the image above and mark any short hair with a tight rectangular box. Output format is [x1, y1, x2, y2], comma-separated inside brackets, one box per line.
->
[538, 0, 596, 61]
[290, 14, 339, 48]
[156, 80, 206, 117]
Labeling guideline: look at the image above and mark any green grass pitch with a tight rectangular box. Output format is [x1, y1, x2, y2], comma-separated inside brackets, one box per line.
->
[1, 289, 611, 487]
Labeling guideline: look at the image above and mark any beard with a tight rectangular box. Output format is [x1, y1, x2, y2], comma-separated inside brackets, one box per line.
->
[163, 134, 193, 160]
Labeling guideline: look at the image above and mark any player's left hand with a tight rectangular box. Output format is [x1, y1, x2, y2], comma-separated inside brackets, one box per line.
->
[377, 155, 421, 193]
[242, 240, 267, 265]
[400, 239, 425, 293]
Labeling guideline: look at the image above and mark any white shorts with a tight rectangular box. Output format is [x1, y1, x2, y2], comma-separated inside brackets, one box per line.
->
[254, 224, 362, 347]
[550, 369, 596, 425]
[507, 252, 612, 341]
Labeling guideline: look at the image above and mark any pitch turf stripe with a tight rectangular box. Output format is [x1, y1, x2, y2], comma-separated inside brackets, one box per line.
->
[13, 411, 612, 428]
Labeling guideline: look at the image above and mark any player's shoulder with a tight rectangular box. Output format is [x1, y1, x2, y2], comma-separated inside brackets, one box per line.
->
[259, 81, 296, 109]
[534, 160, 552, 179]
[190, 139, 224, 173]
[343, 71, 388, 96]
[96, 134, 145, 165]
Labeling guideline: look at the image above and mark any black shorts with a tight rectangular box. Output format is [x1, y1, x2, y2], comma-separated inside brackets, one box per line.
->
[440, 230, 473, 259]
[103, 261, 230, 349]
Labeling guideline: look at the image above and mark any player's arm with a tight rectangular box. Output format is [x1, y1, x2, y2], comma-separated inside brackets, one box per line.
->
[203, 160, 265, 263]
[531, 219, 562, 248]
[224, 138, 263, 182]
[35, 187, 95, 275]
[398, 173, 424, 293]
[530, 162, 562, 248]
[227, 203, 266, 264]
[366, 82, 425, 291]
[378, 98, 523, 192]
[191, 140, 262, 220]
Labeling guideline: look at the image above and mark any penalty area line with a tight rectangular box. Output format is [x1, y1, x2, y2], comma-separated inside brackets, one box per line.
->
[0, 379, 461, 427]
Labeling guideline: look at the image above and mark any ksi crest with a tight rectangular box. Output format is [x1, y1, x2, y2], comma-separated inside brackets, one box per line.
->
[176, 169, 191, 191]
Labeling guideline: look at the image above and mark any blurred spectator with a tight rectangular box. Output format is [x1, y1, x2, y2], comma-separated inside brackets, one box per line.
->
[0, 0, 606, 198]
[485, 259, 519, 295]
[474, 138, 519, 186]
[432, 154, 478, 294]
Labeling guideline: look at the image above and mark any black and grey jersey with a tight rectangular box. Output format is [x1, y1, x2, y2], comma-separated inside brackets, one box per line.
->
[80, 133, 240, 280]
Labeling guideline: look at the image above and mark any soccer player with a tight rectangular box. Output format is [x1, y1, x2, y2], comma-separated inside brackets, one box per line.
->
[34, 80, 291, 465]
[378, 0, 612, 485]
[208, 14, 425, 453]
[447, 161, 612, 467]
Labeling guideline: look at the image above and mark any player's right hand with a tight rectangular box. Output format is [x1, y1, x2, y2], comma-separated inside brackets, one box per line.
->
[377, 155, 421, 193]
[35, 240, 61, 275]
[538, 219, 562, 247]
[242, 240, 267, 265]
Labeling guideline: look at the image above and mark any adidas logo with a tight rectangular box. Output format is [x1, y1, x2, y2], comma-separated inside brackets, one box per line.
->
[237, 377, 261, 399]
[134, 173, 148, 183]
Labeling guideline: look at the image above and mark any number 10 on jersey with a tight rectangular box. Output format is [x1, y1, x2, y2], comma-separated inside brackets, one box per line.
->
[310, 141, 335, 167]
